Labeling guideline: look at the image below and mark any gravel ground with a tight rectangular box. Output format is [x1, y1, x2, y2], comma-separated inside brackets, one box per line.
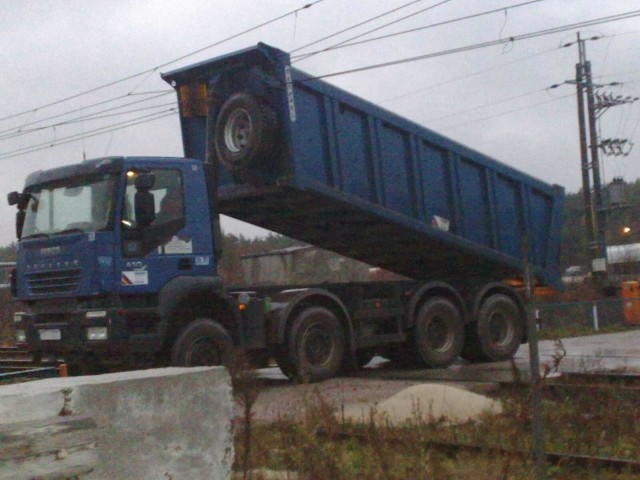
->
[236, 376, 426, 423]
[234, 360, 500, 423]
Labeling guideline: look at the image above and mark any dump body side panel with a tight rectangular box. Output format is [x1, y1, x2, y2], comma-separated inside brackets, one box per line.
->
[162, 43, 564, 288]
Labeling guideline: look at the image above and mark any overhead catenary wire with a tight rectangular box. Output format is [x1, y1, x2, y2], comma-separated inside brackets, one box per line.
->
[438, 92, 574, 130]
[0, 0, 324, 125]
[289, 0, 426, 55]
[297, 9, 640, 83]
[0, 92, 176, 141]
[422, 87, 548, 123]
[0, 101, 176, 141]
[381, 46, 558, 104]
[292, 0, 545, 61]
[293, 0, 454, 63]
[0, 109, 177, 161]
[0, 91, 175, 138]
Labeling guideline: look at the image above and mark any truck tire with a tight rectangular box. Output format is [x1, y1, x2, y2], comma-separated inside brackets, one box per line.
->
[288, 306, 346, 383]
[462, 294, 523, 363]
[214, 92, 277, 174]
[171, 319, 236, 372]
[273, 346, 296, 380]
[411, 298, 464, 368]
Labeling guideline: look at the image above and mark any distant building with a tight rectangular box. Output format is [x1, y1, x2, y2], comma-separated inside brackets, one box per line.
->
[240, 246, 404, 285]
[607, 243, 640, 282]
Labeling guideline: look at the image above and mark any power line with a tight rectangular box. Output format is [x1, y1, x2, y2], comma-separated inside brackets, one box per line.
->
[423, 87, 548, 123]
[0, 109, 177, 161]
[0, 101, 176, 141]
[293, 0, 454, 63]
[0, 0, 324, 125]
[298, 9, 640, 83]
[0, 93, 175, 141]
[289, 0, 425, 55]
[381, 47, 557, 104]
[437, 92, 574, 130]
[292, 0, 545, 61]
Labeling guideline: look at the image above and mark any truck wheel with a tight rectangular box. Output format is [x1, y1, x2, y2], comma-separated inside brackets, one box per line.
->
[464, 294, 524, 363]
[288, 306, 345, 383]
[171, 319, 236, 372]
[214, 92, 277, 173]
[273, 346, 296, 380]
[411, 298, 464, 368]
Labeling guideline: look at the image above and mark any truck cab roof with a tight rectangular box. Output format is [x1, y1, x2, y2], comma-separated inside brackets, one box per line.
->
[24, 156, 197, 187]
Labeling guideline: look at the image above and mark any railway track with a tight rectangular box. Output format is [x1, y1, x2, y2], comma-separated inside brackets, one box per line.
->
[0, 346, 63, 382]
[317, 428, 640, 474]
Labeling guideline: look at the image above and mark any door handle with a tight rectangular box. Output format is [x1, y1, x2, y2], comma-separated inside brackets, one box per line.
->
[178, 257, 194, 270]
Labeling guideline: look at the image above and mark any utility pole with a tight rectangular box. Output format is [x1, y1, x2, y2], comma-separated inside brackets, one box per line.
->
[575, 34, 595, 257]
[574, 34, 607, 277]
[584, 59, 608, 270]
[571, 33, 639, 277]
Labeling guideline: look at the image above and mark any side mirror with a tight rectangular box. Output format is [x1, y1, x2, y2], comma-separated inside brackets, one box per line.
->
[135, 191, 155, 228]
[16, 210, 25, 239]
[7, 191, 19, 206]
[135, 173, 155, 190]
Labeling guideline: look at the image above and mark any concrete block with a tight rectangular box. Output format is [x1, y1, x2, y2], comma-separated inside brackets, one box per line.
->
[0, 367, 233, 480]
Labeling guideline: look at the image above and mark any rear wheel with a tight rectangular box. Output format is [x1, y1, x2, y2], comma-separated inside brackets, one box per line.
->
[288, 307, 345, 383]
[411, 298, 464, 368]
[171, 319, 236, 372]
[462, 294, 523, 363]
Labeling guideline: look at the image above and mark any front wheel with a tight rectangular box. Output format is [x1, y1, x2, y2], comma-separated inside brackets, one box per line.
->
[288, 307, 346, 383]
[171, 319, 236, 372]
[411, 298, 465, 368]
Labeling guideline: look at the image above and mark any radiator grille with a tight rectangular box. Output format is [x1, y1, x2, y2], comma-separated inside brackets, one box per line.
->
[27, 269, 81, 295]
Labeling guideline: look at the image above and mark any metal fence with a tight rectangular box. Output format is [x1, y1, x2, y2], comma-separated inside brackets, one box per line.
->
[536, 296, 640, 332]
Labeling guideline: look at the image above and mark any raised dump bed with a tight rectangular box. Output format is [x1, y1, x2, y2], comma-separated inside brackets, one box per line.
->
[163, 43, 563, 288]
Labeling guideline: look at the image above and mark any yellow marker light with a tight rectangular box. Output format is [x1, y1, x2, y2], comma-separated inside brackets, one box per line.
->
[239, 304, 248, 311]
[126, 171, 137, 179]
[623, 226, 632, 234]
[194, 83, 209, 116]
[179, 85, 192, 118]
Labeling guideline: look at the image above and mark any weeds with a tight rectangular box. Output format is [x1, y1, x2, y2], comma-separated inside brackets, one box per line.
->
[233, 368, 640, 479]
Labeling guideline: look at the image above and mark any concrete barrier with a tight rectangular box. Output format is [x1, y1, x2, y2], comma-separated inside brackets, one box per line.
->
[0, 367, 233, 480]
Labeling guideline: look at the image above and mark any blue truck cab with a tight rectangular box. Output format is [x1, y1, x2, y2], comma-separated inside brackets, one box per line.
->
[10, 156, 239, 368]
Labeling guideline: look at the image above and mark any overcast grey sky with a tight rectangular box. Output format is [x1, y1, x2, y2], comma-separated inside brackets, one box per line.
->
[1, 0, 639, 247]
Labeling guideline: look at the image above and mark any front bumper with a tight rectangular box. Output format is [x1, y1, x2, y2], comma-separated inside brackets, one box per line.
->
[14, 306, 164, 361]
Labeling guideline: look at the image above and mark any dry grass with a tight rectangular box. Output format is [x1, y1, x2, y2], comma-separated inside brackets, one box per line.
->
[232, 370, 640, 479]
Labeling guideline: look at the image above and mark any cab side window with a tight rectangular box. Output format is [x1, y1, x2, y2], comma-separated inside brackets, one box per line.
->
[122, 169, 186, 256]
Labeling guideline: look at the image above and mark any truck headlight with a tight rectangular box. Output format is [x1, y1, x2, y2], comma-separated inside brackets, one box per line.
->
[87, 327, 108, 341]
[85, 310, 107, 319]
[15, 330, 26, 343]
[13, 312, 25, 323]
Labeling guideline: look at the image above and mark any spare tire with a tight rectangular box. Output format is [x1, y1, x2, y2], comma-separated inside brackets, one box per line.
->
[214, 92, 277, 174]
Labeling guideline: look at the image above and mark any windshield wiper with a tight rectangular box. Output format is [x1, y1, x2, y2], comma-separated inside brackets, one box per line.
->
[21, 232, 50, 240]
[55, 228, 85, 236]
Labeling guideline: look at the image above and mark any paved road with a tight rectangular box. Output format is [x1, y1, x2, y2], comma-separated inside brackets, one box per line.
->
[257, 329, 640, 383]
[514, 329, 640, 375]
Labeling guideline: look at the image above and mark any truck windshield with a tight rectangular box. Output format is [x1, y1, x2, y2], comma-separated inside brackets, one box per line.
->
[21, 173, 118, 239]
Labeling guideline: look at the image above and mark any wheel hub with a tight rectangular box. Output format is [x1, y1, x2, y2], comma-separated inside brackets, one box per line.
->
[426, 315, 454, 352]
[185, 337, 222, 366]
[489, 312, 514, 347]
[302, 325, 333, 367]
[224, 108, 252, 154]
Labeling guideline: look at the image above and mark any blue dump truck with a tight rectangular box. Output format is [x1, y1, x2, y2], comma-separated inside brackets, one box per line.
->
[8, 44, 563, 380]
